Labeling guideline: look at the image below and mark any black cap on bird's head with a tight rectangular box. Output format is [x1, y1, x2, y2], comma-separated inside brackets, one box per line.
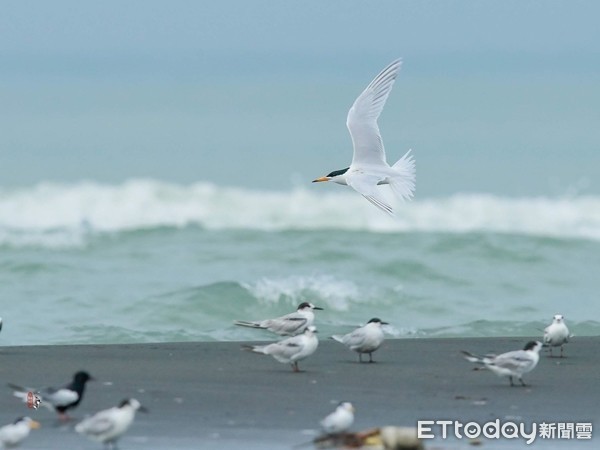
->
[298, 302, 323, 311]
[327, 168, 350, 178]
[337, 401, 355, 412]
[368, 317, 389, 325]
[119, 398, 149, 413]
[73, 371, 94, 383]
[312, 167, 350, 183]
[523, 341, 542, 351]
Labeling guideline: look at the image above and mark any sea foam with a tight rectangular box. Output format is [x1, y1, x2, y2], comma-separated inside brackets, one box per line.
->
[1, 179, 599, 247]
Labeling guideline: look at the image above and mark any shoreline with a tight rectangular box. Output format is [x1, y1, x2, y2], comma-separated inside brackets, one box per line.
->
[1, 337, 598, 449]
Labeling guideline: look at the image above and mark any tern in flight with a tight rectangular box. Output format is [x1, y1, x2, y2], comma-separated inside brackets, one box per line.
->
[313, 59, 415, 216]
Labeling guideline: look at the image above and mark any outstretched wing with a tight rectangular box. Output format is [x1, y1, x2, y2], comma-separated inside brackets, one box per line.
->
[347, 59, 402, 167]
[346, 172, 394, 216]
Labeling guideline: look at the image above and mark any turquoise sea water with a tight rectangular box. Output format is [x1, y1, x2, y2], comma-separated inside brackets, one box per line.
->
[1, 54, 599, 346]
[1, 181, 599, 345]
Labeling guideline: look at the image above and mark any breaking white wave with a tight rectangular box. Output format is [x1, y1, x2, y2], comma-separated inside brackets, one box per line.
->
[1, 179, 600, 247]
[243, 275, 365, 312]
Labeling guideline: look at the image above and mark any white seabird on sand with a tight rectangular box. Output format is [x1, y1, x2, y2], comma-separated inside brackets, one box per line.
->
[0, 417, 40, 449]
[313, 58, 415, 216]
[462, 341, 543, 387]
[234, 302, 323, 336]
[242, 325, 319, 372]
[543, 314, 571, 357]
[75, 398, 148, 449]
[331, 318, 388, 363]
[320, 402, 355, 435]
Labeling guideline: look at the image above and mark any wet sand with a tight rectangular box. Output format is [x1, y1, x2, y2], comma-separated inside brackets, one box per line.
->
[0, 337, 598, 449]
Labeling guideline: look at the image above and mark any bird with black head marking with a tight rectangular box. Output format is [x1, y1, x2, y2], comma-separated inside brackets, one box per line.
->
[0, 417, 40, 449]
[9, 371, 94, 421]
[243, 325, 319, 372]
[234, 302, 323, 336]
[313, 59, 415, 216]
[76, 398, 148, 449]
[462, 341, 543, 387]
[331, 318, 389, 363]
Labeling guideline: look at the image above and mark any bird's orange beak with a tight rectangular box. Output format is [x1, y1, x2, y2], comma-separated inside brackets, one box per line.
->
[312, 176, 330, 183]
[29, 420, 41, 429]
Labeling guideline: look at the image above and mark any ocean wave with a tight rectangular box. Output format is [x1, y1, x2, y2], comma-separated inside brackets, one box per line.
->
[1, 179, 600, 247]
[242, 275, 364, 312]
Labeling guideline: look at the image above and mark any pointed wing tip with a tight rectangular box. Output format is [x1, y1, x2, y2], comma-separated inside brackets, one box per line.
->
[363, 195, 395, 217]
[386, 58, 403, 75]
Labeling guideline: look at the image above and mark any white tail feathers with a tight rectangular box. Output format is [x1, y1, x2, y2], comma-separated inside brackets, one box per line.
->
[9, 384, 54, 412]
[12, 391, 29, 402]
[8, 384, 30, 401]
[242, 344, 267, 355]
[461, 350, 484, 364]
[330, 335, 344, 344]
[390, 149, 416, 201]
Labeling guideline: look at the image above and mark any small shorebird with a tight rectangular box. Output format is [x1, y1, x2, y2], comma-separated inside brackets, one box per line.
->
[543, 314, 571, 357]
[331, 318, 388, 363]
[243, 325, 319, 372]
[320, 402, 355, 435]
[0, 417, 40, 449]
[313, 59, 415, 216]
[462, 341, 543, 387]
[9, 371, 94, 421]
[75, 398, 148, 449]
[234, 302, 323, 336]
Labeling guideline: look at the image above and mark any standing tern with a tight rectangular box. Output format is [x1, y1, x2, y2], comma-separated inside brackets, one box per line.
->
[543, 314, 571, 358]
[75, 398, 148, 449]
[234, 302, 323, 336]
[331, 318, 388, 363]
[461, 341, 543, 387]
[242, 325, 319, 372]
[0, 417, 40, 449]
[9, 371, 94, 421]
[320, 402, 355, 435]
[313, 59, 415, 216]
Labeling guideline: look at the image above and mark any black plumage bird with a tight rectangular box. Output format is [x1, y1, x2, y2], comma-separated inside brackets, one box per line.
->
[9, 371, 94, 421]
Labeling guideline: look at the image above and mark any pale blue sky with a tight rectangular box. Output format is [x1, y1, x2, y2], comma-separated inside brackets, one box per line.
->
[1, 1, 599, 195]
[2, 1, 599, 57]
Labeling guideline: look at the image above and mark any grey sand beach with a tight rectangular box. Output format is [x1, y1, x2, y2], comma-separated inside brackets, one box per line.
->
[0, 337, 598, 449]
